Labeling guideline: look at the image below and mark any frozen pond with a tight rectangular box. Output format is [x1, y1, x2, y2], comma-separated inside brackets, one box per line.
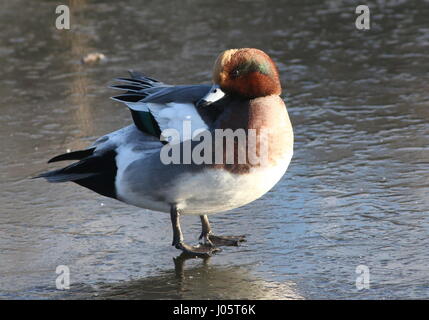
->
[0, 0, 428, 299]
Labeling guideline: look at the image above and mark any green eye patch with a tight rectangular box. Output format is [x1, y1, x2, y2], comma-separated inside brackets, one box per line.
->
[232, 59, 272, 77]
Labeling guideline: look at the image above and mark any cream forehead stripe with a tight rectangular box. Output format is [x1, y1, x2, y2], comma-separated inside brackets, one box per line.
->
[212, 49, 239, 83]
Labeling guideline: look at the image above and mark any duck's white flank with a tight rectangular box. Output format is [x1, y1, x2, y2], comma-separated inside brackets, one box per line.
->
[115, 145, 293, 215]
[167, 150, 293, 215]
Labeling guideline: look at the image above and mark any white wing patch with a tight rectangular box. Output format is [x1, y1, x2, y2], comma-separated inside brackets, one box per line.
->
[147, 102, 208, 143]
[117, 100, 209, 144]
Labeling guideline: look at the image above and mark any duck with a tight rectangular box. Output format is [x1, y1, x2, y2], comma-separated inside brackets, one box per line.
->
[37, 48, 294, 256]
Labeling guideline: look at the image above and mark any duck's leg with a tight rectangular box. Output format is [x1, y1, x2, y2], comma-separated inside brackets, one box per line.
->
[170, 205, 220, 256]
[199, 215, 246, 247]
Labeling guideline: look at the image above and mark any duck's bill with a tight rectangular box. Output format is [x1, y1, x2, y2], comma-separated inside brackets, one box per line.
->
[196, 85, 225, 107]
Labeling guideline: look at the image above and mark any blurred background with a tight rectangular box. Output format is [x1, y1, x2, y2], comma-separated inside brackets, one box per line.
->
[0, 0, 428, 299]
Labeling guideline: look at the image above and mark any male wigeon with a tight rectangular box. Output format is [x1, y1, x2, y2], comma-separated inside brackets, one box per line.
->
[37, 48, 294, 256]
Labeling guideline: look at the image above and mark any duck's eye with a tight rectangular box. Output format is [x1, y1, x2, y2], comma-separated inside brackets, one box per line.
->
[231, 69, 240, 78]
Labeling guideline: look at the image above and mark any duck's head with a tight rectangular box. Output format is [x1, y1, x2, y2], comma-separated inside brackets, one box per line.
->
[198, 48, 281, 106]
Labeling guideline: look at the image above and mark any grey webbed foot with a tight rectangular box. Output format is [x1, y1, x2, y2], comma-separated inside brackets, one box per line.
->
[199, 215, 246, 247]
[199, 233, 246, 247]
[175, 241, 221, 257]
[206, 234, 246, 247]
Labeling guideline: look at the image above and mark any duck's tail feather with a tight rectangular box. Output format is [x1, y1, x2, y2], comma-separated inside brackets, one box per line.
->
[35, 149, 118, 199]
[112, 70, 163, 91]
[47, 148, 96, 163]
[128, 70, 162, 84]
[110, 71, 165, 139]
[109, 84, 151, 93]
[110, 71, 165, 103]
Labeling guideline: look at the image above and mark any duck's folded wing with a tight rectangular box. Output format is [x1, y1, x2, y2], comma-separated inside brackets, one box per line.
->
[111, 71, 213, 142]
